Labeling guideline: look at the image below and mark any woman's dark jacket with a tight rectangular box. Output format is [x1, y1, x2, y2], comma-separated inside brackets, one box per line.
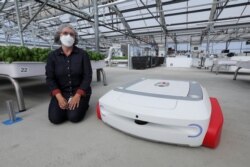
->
[45, 46, 92, 97]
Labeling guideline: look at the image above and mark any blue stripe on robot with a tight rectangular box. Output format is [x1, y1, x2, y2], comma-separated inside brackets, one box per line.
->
[188, 124, 203, 138]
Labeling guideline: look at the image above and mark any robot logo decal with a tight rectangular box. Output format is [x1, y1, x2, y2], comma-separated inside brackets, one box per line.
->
[154, 81, 170, 87]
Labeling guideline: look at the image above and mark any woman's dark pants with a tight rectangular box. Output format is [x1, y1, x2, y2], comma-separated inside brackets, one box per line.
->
[48, 94, 91, 124]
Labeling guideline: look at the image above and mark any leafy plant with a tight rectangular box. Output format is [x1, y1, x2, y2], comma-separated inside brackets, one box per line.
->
[31, 47, 51, 62]
[111, 56, 128, 60]
[0, 46, 5, 61]
[0, 45, 51, 63]
[86, 50, 105, 61]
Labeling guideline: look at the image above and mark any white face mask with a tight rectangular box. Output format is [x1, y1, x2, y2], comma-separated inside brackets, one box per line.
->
[60, 35, 75, 47]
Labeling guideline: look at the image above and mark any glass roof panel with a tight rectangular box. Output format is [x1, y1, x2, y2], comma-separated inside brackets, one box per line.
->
[143, 18, 160, 27]
[167, 25, 192, 31]
[115, 1, 138, 10]
[103, 31, 123, 37]
[122, 9, 147, 18]
[82, 35, 94, 39]
[214, 21, 237, 27]
[99, 26, 115, 32]
[188, 11, 210, 22]
[218, 6, 246, 19]
[187, 4, 212, 11]
[238, 17, 250, 24]
[165, 15, 186, 24]
[188, 0, 213, 7]
[162, 2, 186, 14]
[242, 5, 250, 15]
[82, 8, 92, 15]
[82, 28, 94, 34]
[146, 6, 157, 14]
[132, 26, 161, 34]
[227, 0, 248, 5]
[146, 27, 162, 33]
[136, 13, 154, 20]
[127, 20, 147, 28]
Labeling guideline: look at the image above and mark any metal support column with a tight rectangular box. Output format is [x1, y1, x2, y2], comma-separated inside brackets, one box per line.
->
[14, 0, 24, 46]
[128, 44, 132, 69]
[212, 42, 214, 53]
[96, 69, 107, 86]
[164, 35, 167, 64]
[0, 75, 26, 112]
[240, 41, 243, 53]
[174, 42, 177, 55]
[164, 35, 167, 55]
[206, 31, 210, 56]
[94, 0, 99, 52]
[226, 41, 230, 50]
[165, 35, 168, 66]
[49, 32, 53, 49]
[4, 32, 8, 45]
[189, 36, 191, 54]
[28, 5, 36, 47]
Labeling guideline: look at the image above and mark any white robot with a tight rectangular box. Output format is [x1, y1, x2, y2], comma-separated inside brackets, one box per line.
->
[97, 79, 223, 148]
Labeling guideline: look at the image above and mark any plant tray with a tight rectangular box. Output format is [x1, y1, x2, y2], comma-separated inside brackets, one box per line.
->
[0, 62, 46, 78]
[91, 60, 106, 70]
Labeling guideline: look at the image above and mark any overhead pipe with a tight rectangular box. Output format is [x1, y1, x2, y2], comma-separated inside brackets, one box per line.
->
[14, 0, 24, 46]
[94, 0, 99, 51]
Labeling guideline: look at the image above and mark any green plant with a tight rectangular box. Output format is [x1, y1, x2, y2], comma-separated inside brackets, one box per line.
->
[3, 46, 19, 63]
[0, 46, 51, 63]
[0, 46, 5, 61]
[111, 56, 128, 60]
[31, 47, 51, 62]
[86, 50, 105, 61]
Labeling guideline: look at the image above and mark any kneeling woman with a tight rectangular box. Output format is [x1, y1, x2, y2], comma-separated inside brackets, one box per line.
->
[46, 24, 92, 124]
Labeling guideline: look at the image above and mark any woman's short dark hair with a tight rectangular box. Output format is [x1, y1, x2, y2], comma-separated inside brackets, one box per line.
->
[54, 24, 79, 45]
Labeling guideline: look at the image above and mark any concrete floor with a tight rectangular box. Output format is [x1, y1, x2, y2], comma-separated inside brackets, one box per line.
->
[0, 66, 250, 167]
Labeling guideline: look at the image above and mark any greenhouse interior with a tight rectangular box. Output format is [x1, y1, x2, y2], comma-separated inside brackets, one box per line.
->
[0, 0, 250, 167]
